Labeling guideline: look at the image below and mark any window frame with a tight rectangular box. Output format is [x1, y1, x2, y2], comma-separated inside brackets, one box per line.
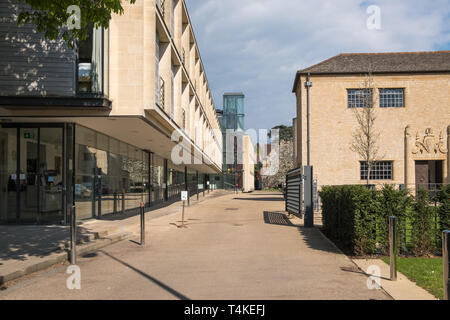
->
[347, 88, 373, 108]
[360, 161, 394, 181]
[379, 88, 405, 108]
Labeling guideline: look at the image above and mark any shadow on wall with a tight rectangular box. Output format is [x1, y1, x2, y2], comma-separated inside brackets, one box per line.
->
[0, 0, 75, 97]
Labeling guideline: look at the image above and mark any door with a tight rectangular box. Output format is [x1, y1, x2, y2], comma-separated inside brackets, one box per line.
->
[20, 128, 40, 223]
[0, 129, 18, 223]
[39, 128, 63, 223]
[415, 161, 429, 190]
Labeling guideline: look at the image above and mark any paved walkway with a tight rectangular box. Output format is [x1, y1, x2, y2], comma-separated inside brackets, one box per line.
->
[0, 192, 391, 300]
[0, 190, 228, 284]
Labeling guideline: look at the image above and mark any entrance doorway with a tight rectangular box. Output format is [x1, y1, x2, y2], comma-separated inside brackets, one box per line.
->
[0, 125, 69, 224]
[415, 160, 444, 190]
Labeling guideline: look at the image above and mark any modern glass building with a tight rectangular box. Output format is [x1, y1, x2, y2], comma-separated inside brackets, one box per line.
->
[0, 123, 210, 224]
[216, 93, 245, 189]
[0, 0, 222, 225]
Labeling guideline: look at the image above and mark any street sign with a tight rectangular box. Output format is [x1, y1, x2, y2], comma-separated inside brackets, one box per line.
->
[181, 191, 188, 201]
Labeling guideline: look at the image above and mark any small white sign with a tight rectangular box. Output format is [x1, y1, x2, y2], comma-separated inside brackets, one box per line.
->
[181, 191, 188, 201]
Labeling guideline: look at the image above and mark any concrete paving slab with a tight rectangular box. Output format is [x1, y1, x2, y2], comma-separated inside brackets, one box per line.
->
[352, 259, 438, 300]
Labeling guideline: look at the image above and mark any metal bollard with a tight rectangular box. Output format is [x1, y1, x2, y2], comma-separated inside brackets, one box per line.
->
[443, 231, 450, 300]
[140, 202, 145, 246]
[113, 193, 117, 215]
[122, 192, 125, 214]
[389, 216, 397, 281]
[70, 205, 77, 265]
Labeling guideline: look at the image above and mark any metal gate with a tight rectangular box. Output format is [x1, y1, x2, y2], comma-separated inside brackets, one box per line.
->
[285, 167, 303, 218]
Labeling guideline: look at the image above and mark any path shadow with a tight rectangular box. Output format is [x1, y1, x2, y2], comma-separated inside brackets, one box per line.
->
[234, 197, 284, 202]
[99, 250, 190, 300]
[0, 225, 98, 262]
[263, 211, 298, 228]
[262, 211, 342, 254]
[340, 266, 390, 281]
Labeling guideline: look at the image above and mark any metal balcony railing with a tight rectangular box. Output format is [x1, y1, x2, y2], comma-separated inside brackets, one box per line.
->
[159, 77, 165, 108]
[182, 48, 186, 65]
[157, 0, 165, 19]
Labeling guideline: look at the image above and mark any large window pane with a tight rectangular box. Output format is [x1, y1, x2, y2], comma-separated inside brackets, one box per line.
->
[0, 128, 18, 223]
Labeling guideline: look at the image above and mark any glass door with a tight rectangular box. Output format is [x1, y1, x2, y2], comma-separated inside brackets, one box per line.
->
[38, 128, 64, 224]
[20, 128, 40, 223]
[0, 127, 18, 223]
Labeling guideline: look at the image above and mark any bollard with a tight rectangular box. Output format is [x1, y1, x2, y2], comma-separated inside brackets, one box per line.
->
[140, 202, 145, 246]
[389, 216, 397, 281]
[182, 200, 185, 227]
[113, 193, 117, 215]
[122, 192, 125, 214]
[70, 205, 77, 265]
[444, 231, 450, 300]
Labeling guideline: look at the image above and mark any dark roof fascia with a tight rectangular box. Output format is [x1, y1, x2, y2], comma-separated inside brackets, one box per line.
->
[292, 70, 450, 93]
[0, 95, 112, 110]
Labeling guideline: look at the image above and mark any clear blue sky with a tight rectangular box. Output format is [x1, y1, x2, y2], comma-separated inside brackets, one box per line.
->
[185, 0, 450, 135]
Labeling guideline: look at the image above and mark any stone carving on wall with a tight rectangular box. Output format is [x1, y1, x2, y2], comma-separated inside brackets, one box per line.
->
[412, 128, 448, 155]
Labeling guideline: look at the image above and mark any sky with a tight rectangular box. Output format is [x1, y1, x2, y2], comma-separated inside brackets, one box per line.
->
[184, 0, 450, 136]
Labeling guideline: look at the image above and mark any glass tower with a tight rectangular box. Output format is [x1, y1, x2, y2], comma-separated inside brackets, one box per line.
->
[216, 93, 245, 189]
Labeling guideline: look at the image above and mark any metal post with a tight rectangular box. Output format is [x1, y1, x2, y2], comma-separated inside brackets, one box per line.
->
[70, 205, 77, 265]
[113, 192, 117, 215]
[97, 176, 102, 219]
[304, 166, 314, 228]
[304, 73, 313, 167]
[140, 202, 145, 246]
[443, 231, 450, 300]
[390, 216, 397, 281]
[182, 200, 185, 227]
[196, 171, 199, 201]
[122, 191, 125, 214]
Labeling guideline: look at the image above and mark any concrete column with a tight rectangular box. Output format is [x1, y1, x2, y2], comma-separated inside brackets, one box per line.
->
[404, 125, 414, 189]
[446, 126, 450, 183]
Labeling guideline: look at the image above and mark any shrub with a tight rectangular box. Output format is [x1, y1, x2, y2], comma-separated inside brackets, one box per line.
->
[376, 185, 412, 255]
[411, 188, 435, 256]
[320, 185, 377, 255]
[436, 184, 450, 246]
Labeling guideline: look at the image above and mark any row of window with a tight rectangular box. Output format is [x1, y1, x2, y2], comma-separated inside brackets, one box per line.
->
[348, 88, 405, 108]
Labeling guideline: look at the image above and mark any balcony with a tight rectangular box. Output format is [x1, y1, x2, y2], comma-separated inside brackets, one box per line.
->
[157, 0, 166, 19]
[158, 77, 165, 109]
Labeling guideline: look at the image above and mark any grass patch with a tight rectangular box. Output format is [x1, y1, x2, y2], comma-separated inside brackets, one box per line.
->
[381, 257, 444, 300]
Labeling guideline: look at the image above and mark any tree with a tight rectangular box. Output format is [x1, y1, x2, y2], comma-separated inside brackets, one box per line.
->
[268, 125, 293, 142]
[17, 0, 136, 48]
[350, 73, 381, 186]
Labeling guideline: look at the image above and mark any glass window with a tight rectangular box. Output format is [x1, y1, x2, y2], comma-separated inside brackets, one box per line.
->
[347, 89, 373, 108]
[380, 89, 404, 108]
[0, 128, 18, 223]
[78, 26, 104, 93]
[360, 161, 393, 180]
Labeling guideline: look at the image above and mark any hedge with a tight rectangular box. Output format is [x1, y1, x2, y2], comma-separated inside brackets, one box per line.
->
[319, 185, 449, 257]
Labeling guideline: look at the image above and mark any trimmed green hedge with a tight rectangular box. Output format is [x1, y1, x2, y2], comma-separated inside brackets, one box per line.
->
[319, 185, 449, 256]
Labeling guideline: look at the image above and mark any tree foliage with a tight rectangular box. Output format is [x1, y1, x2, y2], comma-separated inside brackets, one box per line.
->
[17, 0, 136, 47]
[268, 125, 293, 142]
[350, 73, 381, 186]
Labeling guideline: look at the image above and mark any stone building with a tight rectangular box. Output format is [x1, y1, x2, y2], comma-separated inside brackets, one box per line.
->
[262, 140, 294, 189]
[292, 51, 450, 189]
